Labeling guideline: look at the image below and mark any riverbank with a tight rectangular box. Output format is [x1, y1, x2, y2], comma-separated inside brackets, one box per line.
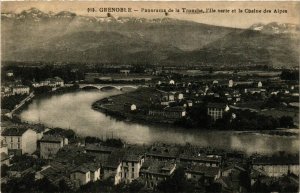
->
[92, 87, 181, 125]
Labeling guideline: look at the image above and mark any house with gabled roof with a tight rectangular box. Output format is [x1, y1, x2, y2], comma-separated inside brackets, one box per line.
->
[2, 127, 37, 155]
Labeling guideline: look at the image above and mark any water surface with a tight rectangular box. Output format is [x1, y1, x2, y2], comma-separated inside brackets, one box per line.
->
[20, 91, 299, 155]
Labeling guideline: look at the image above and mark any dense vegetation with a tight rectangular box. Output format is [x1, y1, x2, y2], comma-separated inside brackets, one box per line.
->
[1, 94, 28, 110]
[85, 137, 124, 148]
[44, 128, 76, 142]
[2, 64, 85, 83]
[176, 106, 295, 130]
[280, 70, 299, 81]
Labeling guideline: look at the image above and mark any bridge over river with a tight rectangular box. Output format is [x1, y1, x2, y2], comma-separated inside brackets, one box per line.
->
[78, 84, 143, 91]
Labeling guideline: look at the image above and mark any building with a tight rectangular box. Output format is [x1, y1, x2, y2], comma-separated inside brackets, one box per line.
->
[0, 136, 8, 154]
[124, 103, 137, 112]
[175, 93, 184, 100]
[70, 166, 91, 187]
[102, 150, 125, 185]
[2, 128, 37, 155]
[258, 81, 263, 88]
[120, 69, 130, 75]
[164, 106, 186, 119]
[11, 85, 30, 95]
[179, 155, 222, 167]
[70, 164, 100, 188]
[146, 145, 180, 161]
[161, 92, 175, 102]
[148, 106, 186, 120]
[252, 155, 300, 177]
[85, 144, 116, 160]
[228, 80, 234, 88]
[32, 81, 41, 88]
[53, 77, 64, 87]
[39, 135, 68, 159]
[207, 103, 230, 121]
[6, 71, 14, 77]
[121, 153, 145, 184]
[1, 152, 10, 166]
[140, 160, 176, 189]
[186, 100, 193, 107]
[169, 80, 175, 85]
[213, 80, 219, 85]
[185, 165, 221, 183]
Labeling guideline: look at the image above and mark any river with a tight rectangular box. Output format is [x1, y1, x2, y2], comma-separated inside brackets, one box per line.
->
[20, 90, 299, 155]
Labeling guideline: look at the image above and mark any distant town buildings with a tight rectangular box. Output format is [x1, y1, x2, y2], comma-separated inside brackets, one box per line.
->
[169, 80, 175, 85]
[120, 69, 130, 76]
[6, 71, 14, 77]
[207, 103, 230, 121]
[228, 80, 234, 88]
[148, 106, 186, 120]
[12, 85, 30, 95]
[124, 103, 137, 112]
[32, 77, 64, 88]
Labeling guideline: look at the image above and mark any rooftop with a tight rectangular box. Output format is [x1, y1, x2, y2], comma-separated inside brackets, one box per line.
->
[207, 102, 227, 109]
[252, 155, 299, 165]
[40, 135, 64, 143]
[140, 159, 176, 176]
[186, 165, 220, 178]
[147, 144, 180, 158]
[164, 106, 185, 112]
[2, 127, 29, 136]
[85, 144, 116, 153]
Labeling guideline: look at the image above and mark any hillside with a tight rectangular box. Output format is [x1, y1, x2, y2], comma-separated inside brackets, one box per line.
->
[1, 8, 299, 68]
[164, 30, 300, 68]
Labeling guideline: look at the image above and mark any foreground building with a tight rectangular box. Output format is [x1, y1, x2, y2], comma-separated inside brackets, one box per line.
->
[2, 128, 37, 155]
[252, 155, 300, 177]
[140, 160, 176, 189]
[185, 165, 221, 184]
[121, 153, 145, 184]
[40, 135, 68, 159]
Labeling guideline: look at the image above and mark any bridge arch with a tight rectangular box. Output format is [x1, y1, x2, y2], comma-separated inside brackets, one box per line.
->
[81, 85, 100, 90]
[120, 86, 137, 91]
[100, 86, 119, 91]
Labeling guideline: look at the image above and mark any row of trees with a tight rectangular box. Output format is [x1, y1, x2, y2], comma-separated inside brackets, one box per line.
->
[3, 64, 85, 83]
[1, 173, 71, 193]
[175, 106, 294, 130]
[85, 136, 124, 148]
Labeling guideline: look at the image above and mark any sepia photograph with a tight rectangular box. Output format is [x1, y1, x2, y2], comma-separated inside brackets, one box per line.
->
[0, 1, 299, 193]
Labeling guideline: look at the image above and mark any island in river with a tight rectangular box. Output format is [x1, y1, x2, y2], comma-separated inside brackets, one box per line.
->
[92, 87, 298, 132]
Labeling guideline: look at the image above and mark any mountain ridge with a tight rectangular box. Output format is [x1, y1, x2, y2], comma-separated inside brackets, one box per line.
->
[1, 8, 299, 68]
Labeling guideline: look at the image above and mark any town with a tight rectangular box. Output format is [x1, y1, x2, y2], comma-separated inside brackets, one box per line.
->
[1, 63, 299, 193]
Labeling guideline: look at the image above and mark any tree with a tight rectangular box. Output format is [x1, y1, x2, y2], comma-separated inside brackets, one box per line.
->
[36, 177, 58, 192]
[129, 180, 144, 193]
[103, 138, 124, 148]
[1, 164, 9, 177]
[58, 179, 70, 192]
[279, 116, 294, 128]
[157, 167, 194, 193]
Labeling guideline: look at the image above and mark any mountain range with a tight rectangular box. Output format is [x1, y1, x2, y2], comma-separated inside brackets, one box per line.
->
[2, 8, 299, 68]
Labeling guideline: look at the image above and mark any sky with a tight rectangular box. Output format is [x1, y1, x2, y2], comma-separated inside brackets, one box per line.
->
[2, 1, 300, 28]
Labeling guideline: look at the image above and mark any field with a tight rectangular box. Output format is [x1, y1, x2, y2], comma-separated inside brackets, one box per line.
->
[258, 108, 299, 126]
[102, 87, 161, 112]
